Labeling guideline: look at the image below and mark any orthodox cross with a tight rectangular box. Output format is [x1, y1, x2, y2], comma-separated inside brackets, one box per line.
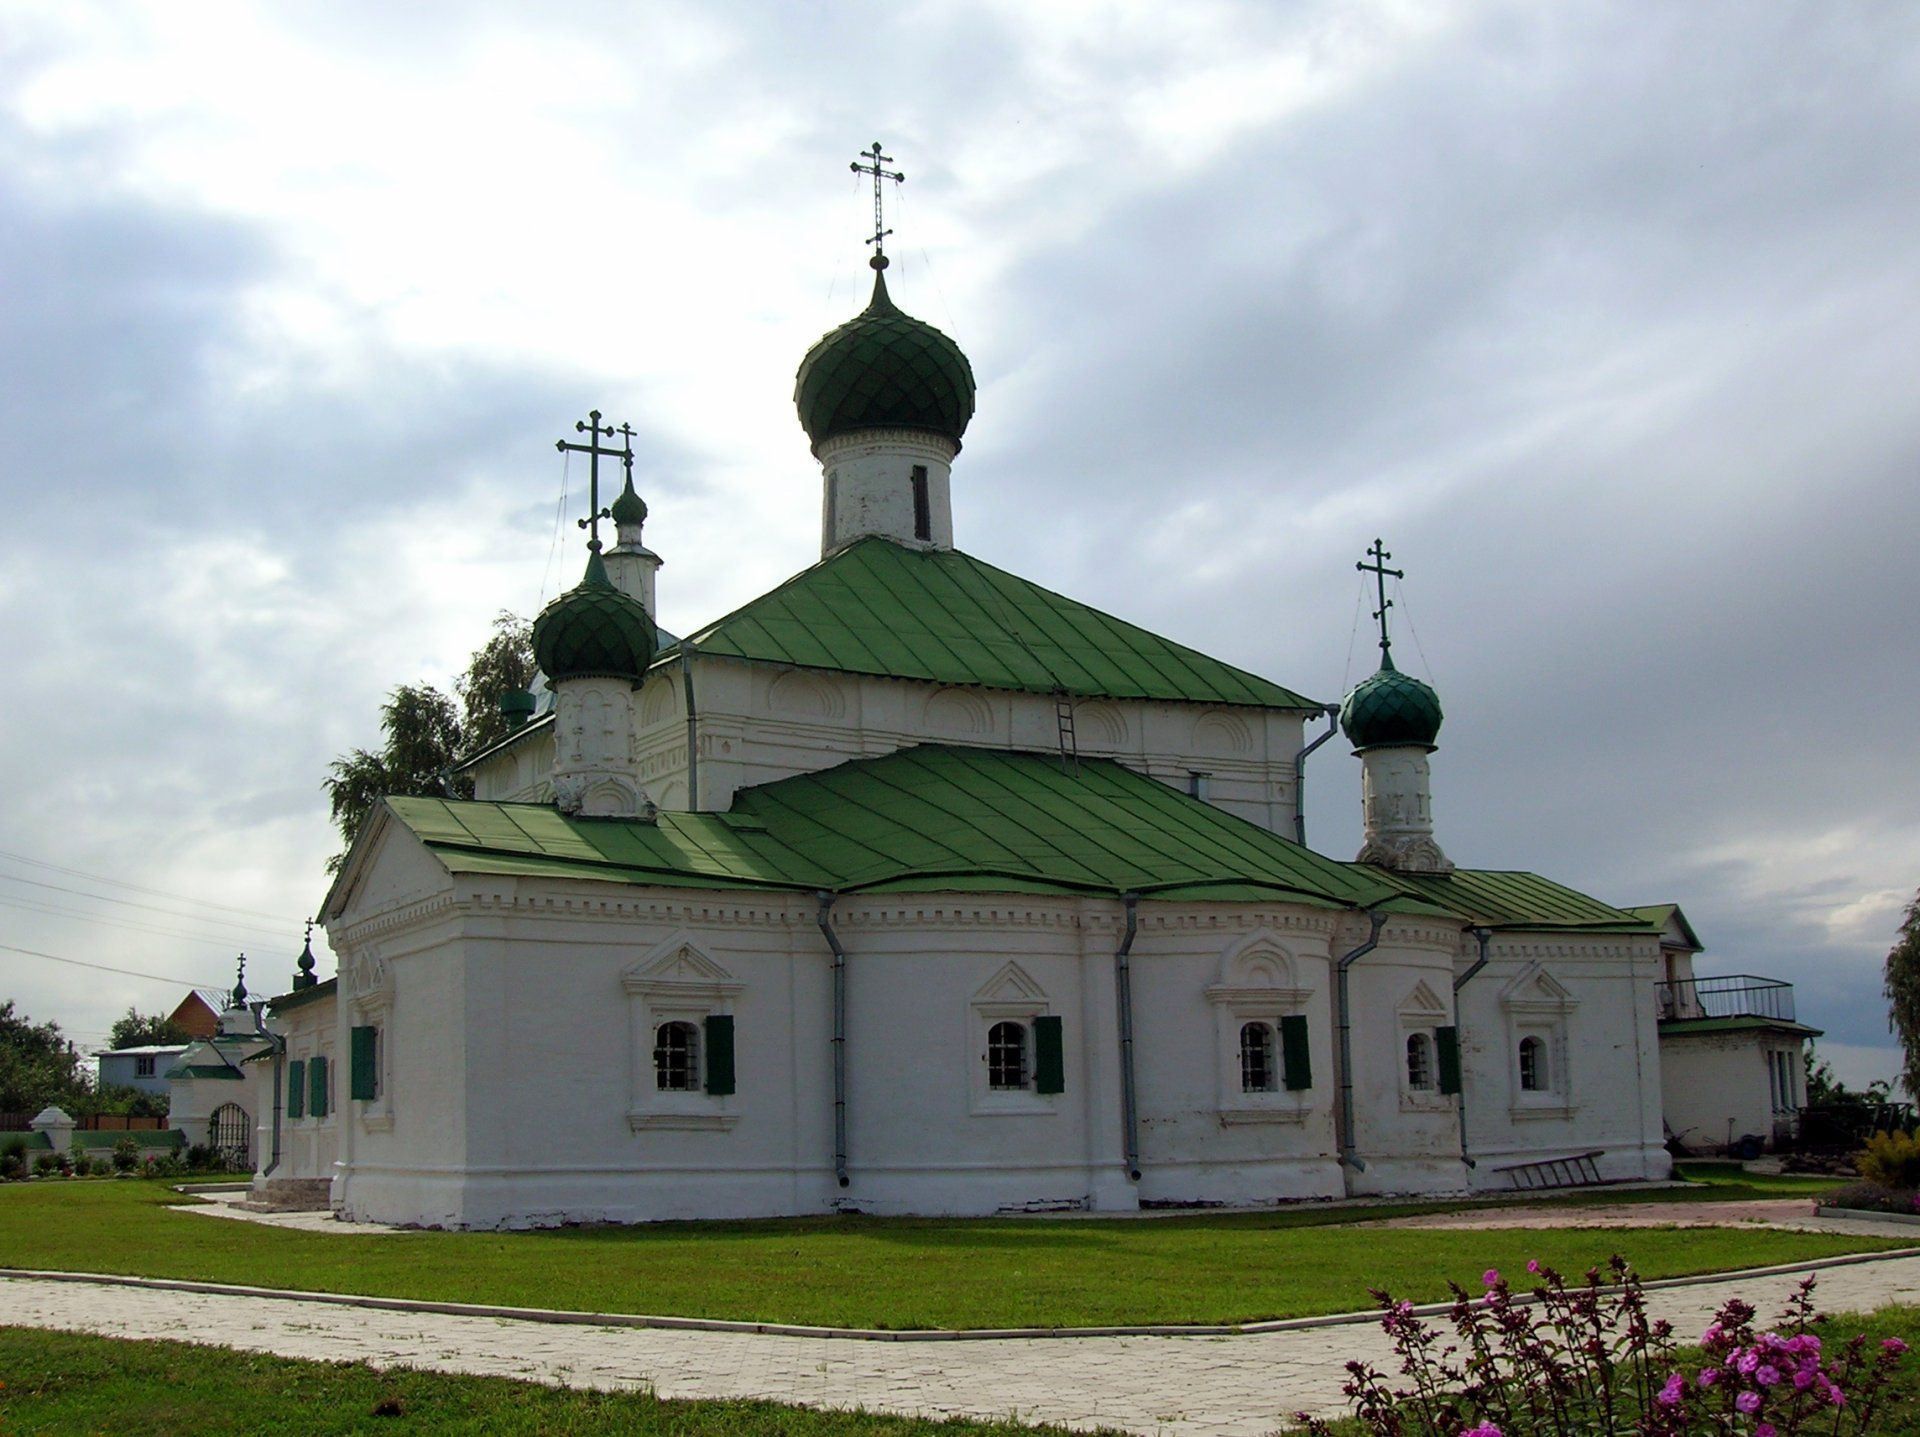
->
[850, 141, 905, 261]
[1357, 538, 1405, 662]
[232, 953, 248, 1007]
[555, 410, 634, 552]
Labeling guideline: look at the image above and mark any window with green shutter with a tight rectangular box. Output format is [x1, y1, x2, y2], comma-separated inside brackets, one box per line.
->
[1033, 1014, 1065, 1094]
[309, 1054, 329, 1118]
[350, 1026, 378, 1101]
[1280, 1013, 1313, 1090]
[287, 1058, 306, 1118]
[1436, 1025, 1462, 1096]
[703, 1014, 735, 1096]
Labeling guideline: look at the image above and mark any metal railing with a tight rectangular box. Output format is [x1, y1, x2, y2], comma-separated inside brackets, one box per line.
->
[1656, 975, 1796, 1023]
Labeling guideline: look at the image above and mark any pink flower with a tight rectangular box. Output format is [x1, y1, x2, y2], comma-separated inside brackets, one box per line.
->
[1460, 1424, 1503, 1437]
[1483, 1269, 1501, 1287]
[1736, 1350, 1762, 1376]
[1826, 1384, 1846, 1409]
[1792, 1368, 1816, 1391]
[1735, 1392, 1762, 1415]
[1698, 1368, 1721, 1388]
[1756, 1425, 1777, 1437]
[1657, 1374, 1685, 1408]
[1526, 1259, 1541, 1274]
[1755, 1365, 1780, 1387]
[1884, 1338, 1910, 1356]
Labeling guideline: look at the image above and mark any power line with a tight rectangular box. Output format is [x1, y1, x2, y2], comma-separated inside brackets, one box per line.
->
[0, 942, 229, 990]
[0, 874, 291, 943]
[0, 894, 277, 953]
[0, 848, 293, 925]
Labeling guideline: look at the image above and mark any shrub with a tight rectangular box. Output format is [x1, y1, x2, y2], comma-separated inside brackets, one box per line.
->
[88, 1157, 112, 1177]
[1, 1136, 26, 1162]
[0, 1154, 22, 1182]
[185, 1143, 215, 1172]
[1822, 1180, 1918, 1214]
[1856, 1129, 1920, 1190]
[110, 1137, 140, 1173]
[33, 1153, 58, 1176]
[1299, 1259, 1910, 1437]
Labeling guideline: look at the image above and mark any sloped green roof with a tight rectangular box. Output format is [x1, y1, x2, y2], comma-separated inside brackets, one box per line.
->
[1624, 903, 1705, 951]
[669, 539, 1317, 710]
[388, 747, 1439, 912]
[1660, 1016, 1823, 1038]
[1371, 868, 1652, 933]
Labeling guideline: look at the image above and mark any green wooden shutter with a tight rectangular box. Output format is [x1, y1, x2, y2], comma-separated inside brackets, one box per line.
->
[1033, 1015, 1065, 1094]
[1436, 1026, 1462, 1095]
[350, 1026, 378, 1101]
[703, 1015, 735, 1096]
[286, 1059, 306, 1118]
[309, 1054, 329, 1118]
[1280, 1014, 1313, 1090]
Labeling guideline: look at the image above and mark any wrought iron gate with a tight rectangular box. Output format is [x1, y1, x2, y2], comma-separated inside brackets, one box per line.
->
[209, 1103, 250, 1169]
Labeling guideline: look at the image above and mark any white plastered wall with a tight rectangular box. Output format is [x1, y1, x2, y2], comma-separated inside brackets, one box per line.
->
[1659, 1028, 1807, 1155]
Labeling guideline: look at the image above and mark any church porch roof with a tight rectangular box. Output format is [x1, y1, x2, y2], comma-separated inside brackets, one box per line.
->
[1369, 868, 1653, 934]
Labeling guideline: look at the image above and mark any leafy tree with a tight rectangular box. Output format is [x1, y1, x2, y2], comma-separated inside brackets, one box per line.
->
[109, 1007, 189, 1050]
[0, 1001, 89, 1115]
[1885, 887, 1920, 1098]
[322, 615, 536, 872]
[1805, 1042, 1891, 1106]
[457, 611, 538, 755]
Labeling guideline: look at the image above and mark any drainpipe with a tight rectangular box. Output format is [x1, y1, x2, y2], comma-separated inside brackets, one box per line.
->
[247, 1000, 285, 1178]
[1112, 893, 1142, 1181]
[815, 893, 850, 1188]
[1453, 927, 1492, 1169]
[680, 646, 700, 810]
[1292, 706, 1341, 847]
[1335, 908, 1389, 1180]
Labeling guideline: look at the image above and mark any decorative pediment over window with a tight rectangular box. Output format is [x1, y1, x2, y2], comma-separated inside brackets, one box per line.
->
[622, 933, 743, 1001]
[349, 947, 392, 1012]
[1207, 931, 1310, 1006]
[1397, 979, 1449, 1021]
[973, 961, 1048, 1011]
[1499, 963, 1578, 1014]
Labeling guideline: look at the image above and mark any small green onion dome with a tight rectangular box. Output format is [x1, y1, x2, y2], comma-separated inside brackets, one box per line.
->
[1339, 656, 1444, 751]
[532, 552, 656, 686]
[794, 259, 975, 454]
[609, 474, 648, 528]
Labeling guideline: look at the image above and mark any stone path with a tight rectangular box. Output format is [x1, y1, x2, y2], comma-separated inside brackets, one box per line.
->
[8, 1256, 1920, 1435]
[1360, 1198, 1919, 1236]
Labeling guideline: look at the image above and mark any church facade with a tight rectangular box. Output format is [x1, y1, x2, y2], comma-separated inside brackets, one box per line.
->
[248, 232, 1670, 1229]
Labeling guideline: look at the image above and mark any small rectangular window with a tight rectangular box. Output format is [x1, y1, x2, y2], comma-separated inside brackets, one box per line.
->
[1187, 771, 1211, 800]
[911, 465, 931, 541]
[135, 1055, 156, 1079]
[987, 1020, 1028, 1090]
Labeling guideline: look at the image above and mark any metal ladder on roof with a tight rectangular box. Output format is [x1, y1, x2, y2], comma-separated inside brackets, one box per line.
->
[1054, 688, 1078, 771]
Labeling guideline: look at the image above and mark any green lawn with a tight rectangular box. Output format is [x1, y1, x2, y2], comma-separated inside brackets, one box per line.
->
[0, 1177, 1903, 1330]
[0, 1326, 1102, 1436]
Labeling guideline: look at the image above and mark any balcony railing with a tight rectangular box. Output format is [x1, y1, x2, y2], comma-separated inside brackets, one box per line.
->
[1656, 975, 1797, 1024]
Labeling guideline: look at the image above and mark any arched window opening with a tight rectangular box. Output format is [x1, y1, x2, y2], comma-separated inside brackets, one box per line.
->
[1518, 1036, 1547, 1092]
[1239, 1022, 1277, 1093]
[209, 1103, 251, 1169]
[654, 1020, 701, 1092]
[987, 1020, 1028, 1090]
[1406, 1032, 1435, 1091]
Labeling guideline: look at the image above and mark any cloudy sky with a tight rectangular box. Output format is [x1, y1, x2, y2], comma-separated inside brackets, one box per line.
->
[2, 2, 1915, 1086]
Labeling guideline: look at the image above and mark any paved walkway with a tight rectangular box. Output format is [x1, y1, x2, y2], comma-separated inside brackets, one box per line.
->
[8, 1256, 1920, 1435]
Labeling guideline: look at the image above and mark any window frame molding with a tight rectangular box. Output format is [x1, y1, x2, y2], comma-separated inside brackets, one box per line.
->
[1397, 980, 1453, 1113]
[1207, 931, 1313, 1126]
[622, 933, 743, 1132]
[968, 962, 1059, 1117]
[1500, 963, 1579, 1120]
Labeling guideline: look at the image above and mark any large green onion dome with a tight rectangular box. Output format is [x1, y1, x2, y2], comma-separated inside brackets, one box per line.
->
[1339, 656, 1444, 751]
[532, 552, 656, 686]
[794, 258, 975, 454]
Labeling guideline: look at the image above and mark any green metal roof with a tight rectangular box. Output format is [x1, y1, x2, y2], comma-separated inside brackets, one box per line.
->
[1624, 903, 1705, 951]
[164, 1064, 245, 1081]
[1659, 1016, 1824, 1038]
[267, 977, 337, 1014]
[1340, 658, 1443, 751]
[532, 551, 656, 686]
[388, 747, 1444, 911]
[670, 538, 1318, 710]
[1369, 868, 1652, 932]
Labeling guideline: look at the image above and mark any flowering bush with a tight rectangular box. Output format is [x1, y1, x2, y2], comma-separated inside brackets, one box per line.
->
[1857, 1132, 1920, 1192]
[1297, 1258, 1909, 1437]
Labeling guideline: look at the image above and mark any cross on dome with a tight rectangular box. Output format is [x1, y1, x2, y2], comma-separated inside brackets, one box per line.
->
[850, 141, 905, 268]
[555, 410, 635, 554]
[1356, 538, 1405, 667]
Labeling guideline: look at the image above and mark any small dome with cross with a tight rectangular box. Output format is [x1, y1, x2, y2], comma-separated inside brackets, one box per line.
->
[532, 551, 656, 686]
[1340, 657, 1444, 752]
[794, 261, 976, 454]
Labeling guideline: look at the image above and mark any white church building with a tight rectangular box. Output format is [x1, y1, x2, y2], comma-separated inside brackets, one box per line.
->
[244, 201, 1672, 1228]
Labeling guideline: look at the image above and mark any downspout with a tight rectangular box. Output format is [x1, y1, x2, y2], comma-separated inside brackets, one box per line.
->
[815, 893, 850, 1188]
[1452, 927, 1493, 1169]
[1292, 706, 1341, 846]
[680, 646, 700, 810]
[1335, 908, 1389, 1181]
[1113, 892, 1142, 1181]
[247, 1000, 285, 1178]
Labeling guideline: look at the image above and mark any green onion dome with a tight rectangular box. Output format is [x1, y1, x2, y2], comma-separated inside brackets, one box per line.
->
[532, 552, 656, 686]
[609, 474, 648, 528]
[794, 259, 975, 454]
[1339, 656, 1444, 751]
